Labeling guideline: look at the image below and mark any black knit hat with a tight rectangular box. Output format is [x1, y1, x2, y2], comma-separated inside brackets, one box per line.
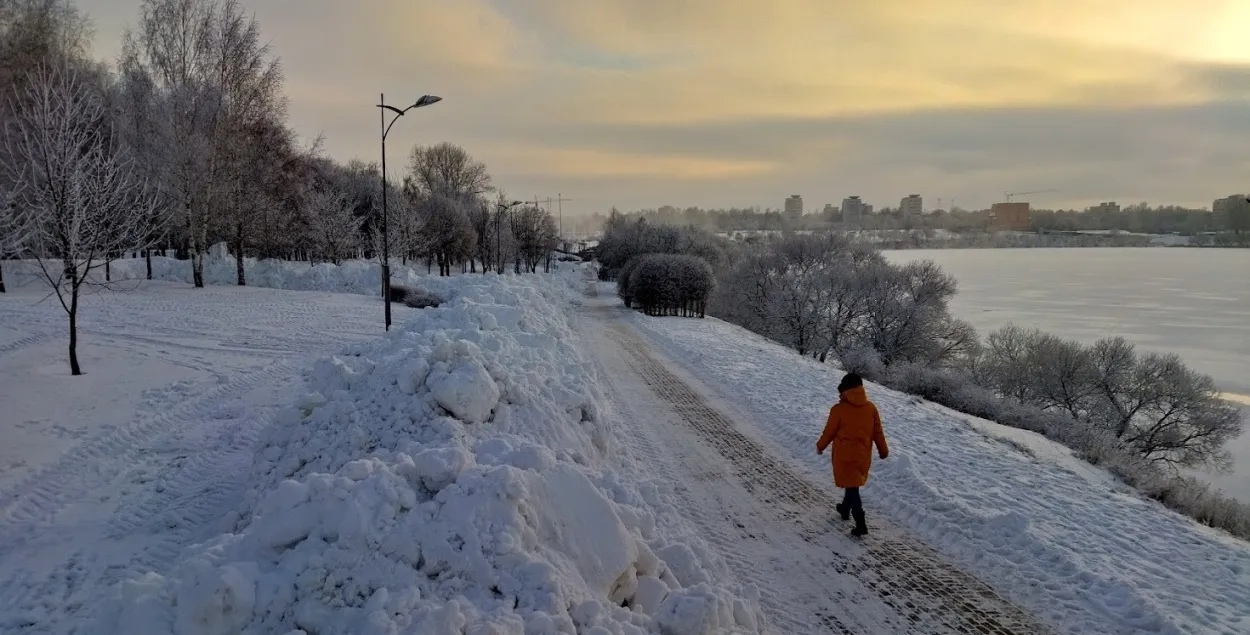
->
[838, 372, 863, 393]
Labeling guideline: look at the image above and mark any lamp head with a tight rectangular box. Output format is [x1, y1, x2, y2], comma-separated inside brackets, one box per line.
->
[414, 95, 442, 108]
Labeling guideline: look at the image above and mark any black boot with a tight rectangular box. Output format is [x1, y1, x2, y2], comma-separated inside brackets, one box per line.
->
[850, 509, 868, 537]
[835, 502, 850, 521]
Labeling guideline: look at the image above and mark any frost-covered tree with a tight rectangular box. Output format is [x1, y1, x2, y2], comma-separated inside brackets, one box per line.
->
[122, 0, 283, 288]
[852, 260, 959, 366]
[975, 330, 1243, 470]
[305, 189, 360, 265]
[3, 62, 158, 375]
[0, 181, 28, 292]
[1086, 337, 1242, 470]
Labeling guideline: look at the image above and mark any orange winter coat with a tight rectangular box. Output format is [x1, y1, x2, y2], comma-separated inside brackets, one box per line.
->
[816, 386, 889, 488]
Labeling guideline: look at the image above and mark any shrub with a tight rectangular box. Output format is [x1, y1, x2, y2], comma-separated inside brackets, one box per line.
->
[628, 254, 715, 318]
[388, 283, 410, 303]
[403, 288, 443, 308]
[616, 255, 646, 308]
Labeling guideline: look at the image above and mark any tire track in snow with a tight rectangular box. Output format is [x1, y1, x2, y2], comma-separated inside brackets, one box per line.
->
[601, 316, 1055, 635]
[0, 362, 298, 635]
[0, 360, 296, 535]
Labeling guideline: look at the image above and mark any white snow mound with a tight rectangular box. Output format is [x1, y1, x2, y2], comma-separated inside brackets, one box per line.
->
[108, 270, 763, 635]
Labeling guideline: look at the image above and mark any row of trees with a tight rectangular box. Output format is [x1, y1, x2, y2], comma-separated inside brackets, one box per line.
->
[610, 203, 1233, 237]
[0, 0, 563, 375]
[617, 254, 715, 317]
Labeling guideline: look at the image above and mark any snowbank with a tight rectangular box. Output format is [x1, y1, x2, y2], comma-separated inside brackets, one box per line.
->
[0, 252, 584, 299]
[107, 269, 762, 635]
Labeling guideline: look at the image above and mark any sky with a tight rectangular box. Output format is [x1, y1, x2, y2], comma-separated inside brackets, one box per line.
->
[79, 0, 1250, 217]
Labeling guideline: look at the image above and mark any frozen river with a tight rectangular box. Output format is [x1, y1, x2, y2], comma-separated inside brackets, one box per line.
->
[884, 247, 1250, 500]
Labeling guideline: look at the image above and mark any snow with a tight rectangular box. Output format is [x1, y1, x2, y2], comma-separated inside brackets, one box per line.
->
[48, 262, 763, 634]
[2, 251, 479, 299]
[8, 250, 1248, 635]
[0, 275, 423, 633]
[623, 303, 1250, 635]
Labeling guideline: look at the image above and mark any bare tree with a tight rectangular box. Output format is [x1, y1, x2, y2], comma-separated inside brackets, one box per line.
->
[1028, 333, 1098, 419]
[405, 142, 492, 199]
[113, 57, 174, 279]
[467, 196, 493, 273]
[1087, 337, 1242, 470]
[414, 193, 475, 276]
[511, 205, 556, 273]
[3, 62, 158, 375]
[0, 180, 27, 292]
[123, 0, 216, 286]
[305, 189, 360, 264]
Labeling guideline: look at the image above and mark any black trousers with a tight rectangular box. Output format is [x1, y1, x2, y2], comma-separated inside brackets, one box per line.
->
[841, 487, 863, 512]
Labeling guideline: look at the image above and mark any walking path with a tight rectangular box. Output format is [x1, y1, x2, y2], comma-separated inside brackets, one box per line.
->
[581, 303, 1055, 634]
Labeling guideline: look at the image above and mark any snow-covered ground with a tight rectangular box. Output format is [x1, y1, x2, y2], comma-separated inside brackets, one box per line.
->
[5, 255, 1248, 635]
[0, 259, 762, 634]
[0, 278, 420, 632]
[622, 300, 1250, 635]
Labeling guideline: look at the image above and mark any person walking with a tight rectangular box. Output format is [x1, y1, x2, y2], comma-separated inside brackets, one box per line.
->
[817, 372, 889, 537]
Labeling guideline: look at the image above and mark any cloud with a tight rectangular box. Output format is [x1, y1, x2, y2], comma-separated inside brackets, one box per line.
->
[491, 145, 777, 181]
[76, 0, 1250, 215]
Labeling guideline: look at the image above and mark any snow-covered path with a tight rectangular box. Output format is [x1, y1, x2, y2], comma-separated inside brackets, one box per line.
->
[603, 299, 1250, 635]
[580, 302, 1053, 634]
[0, 283, 409, 634]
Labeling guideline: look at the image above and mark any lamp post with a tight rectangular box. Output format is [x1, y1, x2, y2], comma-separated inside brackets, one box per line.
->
[495, 199, 523, 274]
[378, 93, 441, 331]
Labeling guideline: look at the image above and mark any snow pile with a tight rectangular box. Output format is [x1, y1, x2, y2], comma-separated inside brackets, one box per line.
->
[108, 272, 762, 635]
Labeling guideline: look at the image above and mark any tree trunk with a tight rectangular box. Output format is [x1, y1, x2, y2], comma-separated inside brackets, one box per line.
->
[69, 280, 81, 376]
[0, 262, 6, 293]
[146, 249, 153, 280]
[234, 223, 246, 286]
[106, 258, 111, 282]
[192, 251, 205, 288]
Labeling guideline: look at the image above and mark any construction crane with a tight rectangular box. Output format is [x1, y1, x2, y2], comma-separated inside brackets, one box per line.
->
[1004, 189, 1058, 203]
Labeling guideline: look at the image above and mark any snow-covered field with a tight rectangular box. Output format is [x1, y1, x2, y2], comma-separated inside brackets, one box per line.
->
[0, 259, 761, 634]
[624, 303, 1250, 635]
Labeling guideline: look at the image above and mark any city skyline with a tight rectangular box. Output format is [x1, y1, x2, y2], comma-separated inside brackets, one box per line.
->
[77, 0, 1250, 216]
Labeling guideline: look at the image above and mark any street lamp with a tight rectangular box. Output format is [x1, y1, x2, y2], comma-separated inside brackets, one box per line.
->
[378, 93, 442, 331]
[495, 200, 523, 274]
